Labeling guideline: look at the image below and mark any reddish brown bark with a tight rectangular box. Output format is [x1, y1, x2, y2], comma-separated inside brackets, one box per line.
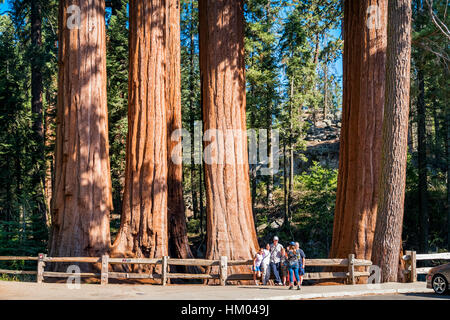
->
[199, 0, 259, 274]
[372, 0, 412, 282]
[330, 0, 387, 264]
[50, 0, 112, 261]
[111, 0, 168, 266]
[166, 0, 196, 262]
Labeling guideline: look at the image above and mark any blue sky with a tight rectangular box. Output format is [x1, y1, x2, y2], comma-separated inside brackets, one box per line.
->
[0, 0, 341, 84]
[0, 1, 11, 15]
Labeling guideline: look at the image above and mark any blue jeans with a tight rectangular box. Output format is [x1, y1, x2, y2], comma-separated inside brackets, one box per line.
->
[270, 262, 282, 284]
[289, 266, 300, 284]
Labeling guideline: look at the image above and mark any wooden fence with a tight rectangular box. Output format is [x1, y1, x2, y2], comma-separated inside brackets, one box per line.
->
[0, 253, 372, 286]
[402, 251, 450, 282]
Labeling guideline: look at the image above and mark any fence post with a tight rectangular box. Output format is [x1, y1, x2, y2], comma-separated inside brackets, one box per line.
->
[410, 251, 417, 283]
[162, 256, 168, 286]
[37, 253, 45, 284]
[101, 255, 109, 286]
[348, 254, 355, 285]
[219, 256, 228, 286]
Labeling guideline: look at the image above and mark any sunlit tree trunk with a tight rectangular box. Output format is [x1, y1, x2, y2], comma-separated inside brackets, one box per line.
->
[112, 0, 168, 267]
[330, 0, 387, 265]
[199, 0, 259, 273]
[372, 0, 412, 282]
[50, 0, 112, 263]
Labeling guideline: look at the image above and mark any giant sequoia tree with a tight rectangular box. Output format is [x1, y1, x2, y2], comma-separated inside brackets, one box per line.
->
[199, 0, 259, 267]
[112, 0, 169, 263]
[330, 0, 387, 262]
[166, 0, 196, 262]
[372, 0, 412, 282]
[50, 0, 113, 259]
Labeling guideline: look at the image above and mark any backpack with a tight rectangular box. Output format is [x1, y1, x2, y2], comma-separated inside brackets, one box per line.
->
[287, 250, 299, 268]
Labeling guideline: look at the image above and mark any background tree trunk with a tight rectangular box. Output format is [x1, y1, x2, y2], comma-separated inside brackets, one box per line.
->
[447, 107, 450, 251]
[44, 89, 56, 225]
[323, 51, 329, 120]
[30, 0, 47, 227]
[166, 0, 196, 264]
[188, 0, 199, 221]
[50, 0, 112, 265]
[199, 0, 259, 274]
[329, 0, 387, 264]
[266, 101, 274, 206]
[112, 0, 168, 268]
[372, 0, 412, 283]
[288, 78, 294, 224]
[417, 67, 429, 253]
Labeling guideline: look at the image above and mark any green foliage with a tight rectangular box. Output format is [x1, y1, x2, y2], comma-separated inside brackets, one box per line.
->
[290, 162, 337, 257]
[404, 0, 450, 251]
[186, 218, 200, 235]
[0, 13, 49, 258]
[106, 0, 129, 226]
[256, 162, 337, 257]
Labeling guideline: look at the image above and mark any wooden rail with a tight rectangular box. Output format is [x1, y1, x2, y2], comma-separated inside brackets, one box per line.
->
[0, 253, 372, 285]
[402, 251, 450, 282]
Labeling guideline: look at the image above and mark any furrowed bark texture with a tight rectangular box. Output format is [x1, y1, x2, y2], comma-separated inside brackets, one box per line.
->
[372, 0, 412, 283]
[330, 0, 387, 263]
[166, 0, 196, 262]
[199, 0, 259, 272]
[50, 0, 112, 262]
[112, 0, 168, 265]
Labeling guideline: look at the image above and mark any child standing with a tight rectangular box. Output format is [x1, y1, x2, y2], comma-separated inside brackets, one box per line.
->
[252, 248, 264, 285]
[280, 247, 288, 286]
[261, 244, 271, 285]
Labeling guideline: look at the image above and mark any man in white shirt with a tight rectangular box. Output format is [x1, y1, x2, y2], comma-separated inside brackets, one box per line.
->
[269, 236, 283, 285]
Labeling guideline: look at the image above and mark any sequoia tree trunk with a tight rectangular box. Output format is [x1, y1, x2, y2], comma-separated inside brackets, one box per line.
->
[329, 0, 387, 263]
[199, 0, 259, 272]
[50, 0, 112, 263]
[372, 0, 412, 283]
[166, 0, 196, 262]
[112, 0, 168, 267]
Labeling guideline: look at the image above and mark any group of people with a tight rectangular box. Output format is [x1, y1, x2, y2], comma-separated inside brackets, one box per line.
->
[252, 236, 306, 290]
